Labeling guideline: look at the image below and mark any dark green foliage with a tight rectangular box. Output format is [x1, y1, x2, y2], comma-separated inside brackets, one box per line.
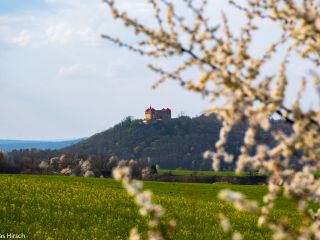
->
[0, 151, 19, 173]
[64, 115, 291, 171]
[150, 165, 158, 174]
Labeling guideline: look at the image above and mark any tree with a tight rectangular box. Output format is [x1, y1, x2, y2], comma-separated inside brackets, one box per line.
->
[39, 161, 49, 174]
[103, 1, 320, 239]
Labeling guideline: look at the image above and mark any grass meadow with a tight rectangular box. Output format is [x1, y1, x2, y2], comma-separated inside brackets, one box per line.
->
[0, 175, 303, 239]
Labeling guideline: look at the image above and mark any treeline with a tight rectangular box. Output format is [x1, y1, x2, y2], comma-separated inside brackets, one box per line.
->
[1, 150, 156, 178]
[0, 149, 59, 174]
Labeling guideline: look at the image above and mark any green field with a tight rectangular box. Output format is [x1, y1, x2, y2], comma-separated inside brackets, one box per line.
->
[0, 175, 302, 239]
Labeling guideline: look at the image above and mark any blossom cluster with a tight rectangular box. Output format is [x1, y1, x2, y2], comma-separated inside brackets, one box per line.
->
[218, 190, 258, 213]
[113, 166, 175, 240]
[218, 214, 242, 240]
[103, 0, 320, 239]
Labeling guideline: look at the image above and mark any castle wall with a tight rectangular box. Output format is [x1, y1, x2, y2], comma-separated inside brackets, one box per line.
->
[144, 108, 171, 122]
[154, 110, 171, 120]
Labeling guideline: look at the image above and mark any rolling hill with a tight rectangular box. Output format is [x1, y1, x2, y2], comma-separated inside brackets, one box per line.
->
[64, 115, 290, 170]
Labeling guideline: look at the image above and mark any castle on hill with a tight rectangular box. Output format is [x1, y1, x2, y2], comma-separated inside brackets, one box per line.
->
[144, 106, 171, 122]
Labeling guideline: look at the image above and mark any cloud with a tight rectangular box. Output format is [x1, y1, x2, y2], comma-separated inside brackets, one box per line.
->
[11, 30, 32, 46]
[0, 0, 162, 48]
[45, 22, 95, 45]
[0, 1, 109, 47]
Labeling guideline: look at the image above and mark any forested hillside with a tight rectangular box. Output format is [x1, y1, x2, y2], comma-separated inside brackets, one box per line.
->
[64, 115, 290, 170]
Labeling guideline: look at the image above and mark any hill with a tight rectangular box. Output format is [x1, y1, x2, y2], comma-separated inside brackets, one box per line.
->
[64, 115, 290, 170]
[0, 138, 85, 152]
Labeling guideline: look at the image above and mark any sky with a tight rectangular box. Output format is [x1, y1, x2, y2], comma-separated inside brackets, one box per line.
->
[0, 0, 212, 140]
[0, 0, 318, 140]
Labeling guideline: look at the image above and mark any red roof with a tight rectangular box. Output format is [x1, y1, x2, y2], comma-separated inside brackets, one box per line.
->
[145, 106, 171, 113]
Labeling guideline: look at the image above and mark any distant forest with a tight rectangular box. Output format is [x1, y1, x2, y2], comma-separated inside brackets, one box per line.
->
[0, 114, 292, 174]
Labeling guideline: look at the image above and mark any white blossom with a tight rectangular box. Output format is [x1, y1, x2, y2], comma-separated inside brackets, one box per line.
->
[103, 0, 320, 239]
